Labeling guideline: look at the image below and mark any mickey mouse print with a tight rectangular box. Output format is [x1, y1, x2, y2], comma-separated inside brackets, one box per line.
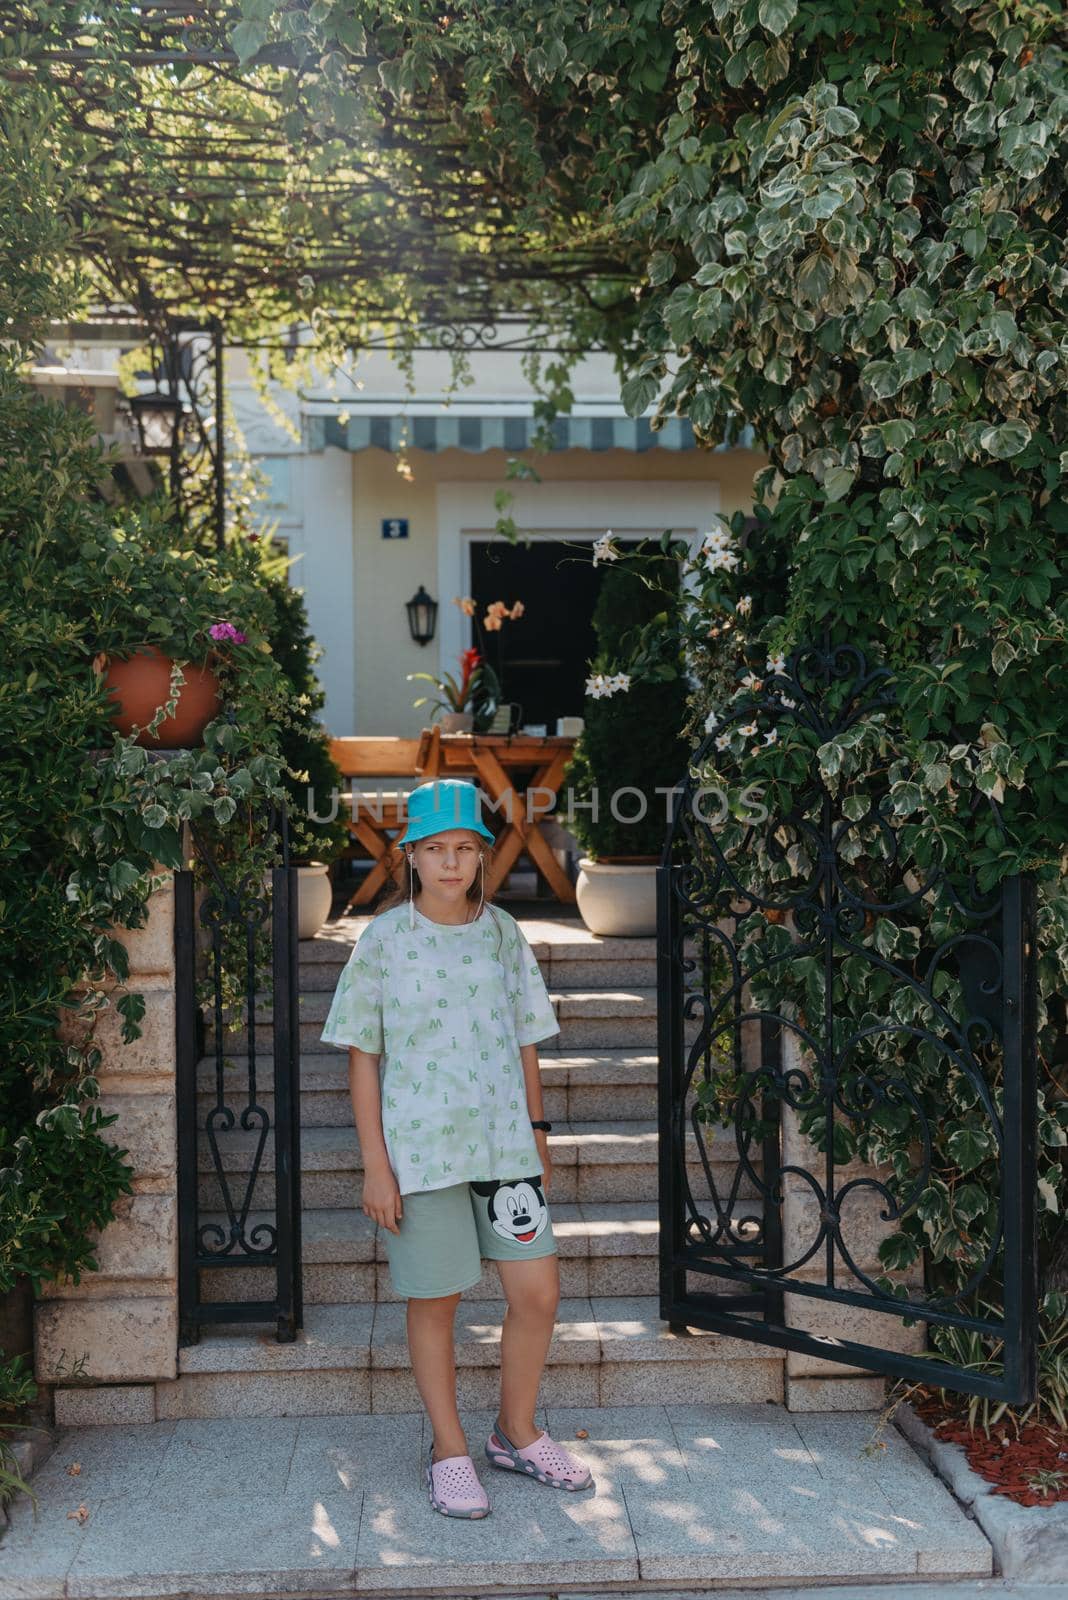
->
[471, 1177, 550, 1247]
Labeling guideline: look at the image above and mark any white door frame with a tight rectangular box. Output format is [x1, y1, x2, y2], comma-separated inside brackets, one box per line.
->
[435, 480, 721, 671]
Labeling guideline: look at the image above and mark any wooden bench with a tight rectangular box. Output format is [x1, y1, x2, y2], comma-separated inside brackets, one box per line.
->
[330, 727, 578, 908]
[329, 731, 442, 909]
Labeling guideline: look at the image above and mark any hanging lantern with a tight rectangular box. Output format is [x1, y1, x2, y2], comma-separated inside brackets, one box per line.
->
[406, 584, 438, 646]
[129, 388, 184, 456]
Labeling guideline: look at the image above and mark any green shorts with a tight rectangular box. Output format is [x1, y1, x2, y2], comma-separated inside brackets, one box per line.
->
[383, 1174, 558, 1298]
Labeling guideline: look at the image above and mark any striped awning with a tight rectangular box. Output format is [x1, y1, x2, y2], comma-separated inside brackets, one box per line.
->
[304, 412, 752, 454]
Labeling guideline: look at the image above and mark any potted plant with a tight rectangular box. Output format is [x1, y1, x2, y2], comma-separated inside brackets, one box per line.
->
[563, 541, 689, 936]
[89, 513, 239, 748]
[102, 645, 221, 748]
[407, 645, 502, 733]
[407, 596, 524, 732]
[259, 556, 348, 939]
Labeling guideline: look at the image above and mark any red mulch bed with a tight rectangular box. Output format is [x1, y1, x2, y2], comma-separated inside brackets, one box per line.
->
[911, 1387, 1068, 1507]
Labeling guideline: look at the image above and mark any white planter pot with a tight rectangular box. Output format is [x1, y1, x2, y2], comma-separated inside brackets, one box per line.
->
[261, 862, 334, 940]
[296, 862, 333, 941]
[575, 856, 658, 937]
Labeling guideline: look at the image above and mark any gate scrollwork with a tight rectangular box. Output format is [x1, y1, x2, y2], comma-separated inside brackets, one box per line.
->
[657, 632, 1038, 1402]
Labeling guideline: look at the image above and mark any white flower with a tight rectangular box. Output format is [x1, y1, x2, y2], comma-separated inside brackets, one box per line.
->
[738, 721, 758, 738]
[586, 666, 631, 698]
[592, 530, 620, 566]
[705, 545, 740, 574]
[704, 709, 718, 733]
[699, 522, 740, 574]
[715, 730, 733, 751]
[763, 728, 779, 746]
[701, 520, 731, 547]
[766, 652, 787, 675]
[736, 594, 753, 616]
[740, 672, 763, 692]
[780, 695, 797, 710]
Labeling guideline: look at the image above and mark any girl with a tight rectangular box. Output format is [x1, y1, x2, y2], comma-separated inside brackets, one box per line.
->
[321, 776, 594, 1518]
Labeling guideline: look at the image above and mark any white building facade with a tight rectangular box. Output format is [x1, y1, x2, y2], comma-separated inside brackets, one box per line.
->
[231, 338, 765, 739]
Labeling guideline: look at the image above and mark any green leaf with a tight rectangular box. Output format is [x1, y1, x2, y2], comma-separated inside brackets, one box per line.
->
[757, 0, 798, 37]
[961, 226, 987, 259]
[621, 373, 660, 417]
[878, 1231, 920, 1271]
[952, 53, 994, 102]
[992, 639, 1017, 675]
[886, 169, 914, 203]
[229, 20, 267, 63]
[980, 421, 1032, 459]
[647, 250, 676, 286]
[823, 106, 859, 137]
[823, 466, 856, 502]
[797, 251, 833, 302]
[946, 1125, 994, 1173]
[107, 860, 142, 896]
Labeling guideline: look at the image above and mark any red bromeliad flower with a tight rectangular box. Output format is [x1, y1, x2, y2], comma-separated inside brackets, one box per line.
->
[458, 647, 482, 702]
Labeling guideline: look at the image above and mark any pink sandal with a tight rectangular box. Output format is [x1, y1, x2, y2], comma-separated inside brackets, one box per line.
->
[425, 1442, 491, 1518]
[485, 1421, 595, 1491]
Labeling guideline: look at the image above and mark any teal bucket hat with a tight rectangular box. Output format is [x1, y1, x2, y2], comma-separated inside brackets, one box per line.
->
[401, 778, 495, 845]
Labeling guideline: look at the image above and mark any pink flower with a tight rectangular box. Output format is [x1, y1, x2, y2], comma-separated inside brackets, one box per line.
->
[209, 622, 247, 644]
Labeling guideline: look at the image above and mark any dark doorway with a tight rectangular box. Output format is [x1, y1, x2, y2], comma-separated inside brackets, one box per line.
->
[469, 537, 644, 728]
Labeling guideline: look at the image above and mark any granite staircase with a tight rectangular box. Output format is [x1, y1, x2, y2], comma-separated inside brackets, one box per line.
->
[12, 905, 990, 1598]
[158, 906, 781, 1420]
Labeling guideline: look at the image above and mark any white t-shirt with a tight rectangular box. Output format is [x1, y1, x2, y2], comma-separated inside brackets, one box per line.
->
[320, 900, 559, 1194]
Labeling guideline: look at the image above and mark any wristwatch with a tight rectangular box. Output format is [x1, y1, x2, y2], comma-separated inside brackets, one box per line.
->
[530, 1119, 552, 1132]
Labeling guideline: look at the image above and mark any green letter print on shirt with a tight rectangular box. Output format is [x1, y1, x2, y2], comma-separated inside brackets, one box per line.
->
[319, 902, 559, 1193]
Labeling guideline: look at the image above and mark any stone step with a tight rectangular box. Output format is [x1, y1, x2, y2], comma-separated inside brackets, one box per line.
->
[195, 1048, 661, 1125]
[210, 986, 695, 1053]
[197, 1199, 756, 1305]
[301, 917, 679, 994]
[194, 1119, 759, 1208]
[160, 1296, 782, 1418]
[300, 952, 661, 991]
[7, 1399, 993, 1588]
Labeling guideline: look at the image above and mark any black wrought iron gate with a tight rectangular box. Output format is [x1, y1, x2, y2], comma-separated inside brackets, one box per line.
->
[175, 809, 303, 1343]
[657, 636, 1039, 1403]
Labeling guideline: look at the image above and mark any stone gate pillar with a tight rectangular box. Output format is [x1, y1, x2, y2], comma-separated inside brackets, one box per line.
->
[36, 872, 179, 1425]
[778, 1023, 927, 1413]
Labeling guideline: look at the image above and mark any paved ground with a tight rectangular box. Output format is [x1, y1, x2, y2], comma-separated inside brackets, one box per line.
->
[0, 1401, 997, 1596]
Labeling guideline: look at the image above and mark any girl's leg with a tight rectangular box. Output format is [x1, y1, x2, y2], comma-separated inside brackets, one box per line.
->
[493, 1253, 561, 1447]
[407, 1292, 470, 1461]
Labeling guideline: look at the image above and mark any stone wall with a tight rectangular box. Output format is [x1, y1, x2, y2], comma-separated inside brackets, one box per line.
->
[36, 873, 179, 1426]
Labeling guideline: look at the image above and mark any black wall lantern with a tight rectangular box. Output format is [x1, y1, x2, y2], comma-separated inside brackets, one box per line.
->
[129, 387, 185, 456]
[406, 584, 438, 646]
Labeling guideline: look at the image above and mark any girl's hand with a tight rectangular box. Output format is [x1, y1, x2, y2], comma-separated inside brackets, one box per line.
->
[362, 1158, 404, 1233]
[534, 1128, 552, 1192]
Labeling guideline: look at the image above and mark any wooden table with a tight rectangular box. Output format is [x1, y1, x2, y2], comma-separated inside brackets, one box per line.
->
[330, 729, 578, 906]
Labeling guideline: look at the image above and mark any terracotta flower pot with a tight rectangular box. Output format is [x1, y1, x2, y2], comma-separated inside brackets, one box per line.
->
[104, 646, 221, 748]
